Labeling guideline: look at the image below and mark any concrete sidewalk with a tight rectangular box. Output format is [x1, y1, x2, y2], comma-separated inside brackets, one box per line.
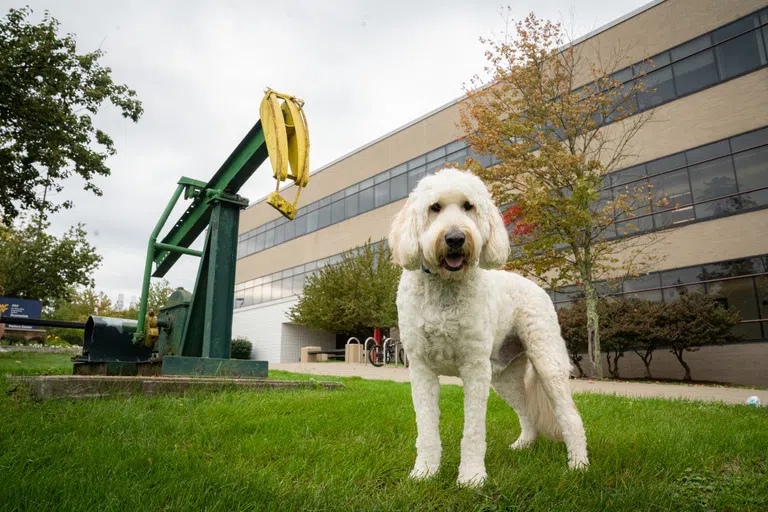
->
[270, 362, 767, 406]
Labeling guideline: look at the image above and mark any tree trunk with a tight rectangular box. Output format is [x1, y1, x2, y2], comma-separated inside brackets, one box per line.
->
[673, 349, 692, 381]
[571, 357, 585, 378]
[584, 282, 603, 379]
[633, 349, 653, 379]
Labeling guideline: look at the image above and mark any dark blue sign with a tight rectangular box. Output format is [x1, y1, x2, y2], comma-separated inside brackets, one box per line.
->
[0, 297, 42, 330]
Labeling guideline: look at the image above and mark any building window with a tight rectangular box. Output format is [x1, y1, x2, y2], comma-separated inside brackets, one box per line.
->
[374, 181, 390, 207]
[672, 49, 718, 96]
[390, 173, 408, 202]
[317, 205, 331, 229]
[689, 156, 738, 219]
[636, 67, 676, 110]
[331, 199, 345, 224]
[713, 15, 767, 80]
[359, 186, 374, 213]
[345, 193, 359, 218]
[733, 146, 768, 208]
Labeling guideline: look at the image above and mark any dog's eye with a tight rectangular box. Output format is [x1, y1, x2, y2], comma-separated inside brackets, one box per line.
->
[430, 203, 442, 213]
[463, 201, 474, 211]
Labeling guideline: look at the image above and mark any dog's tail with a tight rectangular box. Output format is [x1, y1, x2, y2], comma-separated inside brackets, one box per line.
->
[523, 362, 563, 442]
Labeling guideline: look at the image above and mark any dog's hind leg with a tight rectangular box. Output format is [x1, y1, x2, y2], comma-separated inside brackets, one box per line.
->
[492, 356, 539, 450]
[525, 330, 589, 470]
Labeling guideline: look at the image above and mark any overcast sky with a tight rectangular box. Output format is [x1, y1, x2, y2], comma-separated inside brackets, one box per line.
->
[4, 0, 648, 305]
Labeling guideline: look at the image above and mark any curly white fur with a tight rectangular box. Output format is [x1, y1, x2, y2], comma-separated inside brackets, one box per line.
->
[389, 168, 588, 487]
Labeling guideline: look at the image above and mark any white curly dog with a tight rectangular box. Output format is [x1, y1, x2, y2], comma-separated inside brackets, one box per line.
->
[388, 168, 588, 487]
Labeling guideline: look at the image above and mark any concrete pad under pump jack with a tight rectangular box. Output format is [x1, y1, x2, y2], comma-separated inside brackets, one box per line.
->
[8, 375, 344, 399]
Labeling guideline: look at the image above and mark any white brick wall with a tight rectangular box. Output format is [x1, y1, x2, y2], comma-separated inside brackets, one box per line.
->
[232, 297, 336, 363]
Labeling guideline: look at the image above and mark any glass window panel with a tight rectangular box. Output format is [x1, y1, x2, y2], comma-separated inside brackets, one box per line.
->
[604, 81, 638, 122]
[715, 29, 766, 80]
[408, 168, 426, 192]
[756, 275, 768, 320]
[375, 171, 391, 184]
[266, 220, 276, 230]
[730, 127, 768, 152]
[305, 261, 317, 271]
[331, 200, 345, 224]
[241, 287, 253, 307]
[390, 173, 408, 202]
[623, 273, 661, 292]
[307, 201, 318, 212]
[647, 152, 687, 176]
[636, 67, 676, 110]
[360, 178, 374, 190]
[273, 224, 284, 245]
[687, 140, 730, 165]
[254, 233, 265, 252]
[281, 269, 293, 279]
[264, 228, 275, 249]
[446, 139, 466, 153]
[706, 277, 761, 340]
[446, 149, 468, 167]
[306, 209, 319, 232]
[262, 273, 272, 283]
[689, 156, 738, 219]
[272, 280, 283, 301]
[650, 169, 694, 227]
[733, 145, 768, 207]
[318, 197, 330, 208]
[374, 181, 390, 207]
[330, 254, 343, 265]
[317, 205, 331, 229]
[611, 67, 632, 83]
[292, 274, 304, 295]
[284, 220, 295, 241]
[670, 34, 712, 62]
[703, 258, 760, 280]
[661, 265, 704, 287]
[256, 225, 265, 234]
[261, 283, 272, 303]
[663, 283, 705, 302]
[345, 183, 360, 196]
[407, 155, 426, 169]
[428, 157, 446, 172]
[331, 191, 345, 203]
[391, 163, 408, 177]
[359, 186, 374, 213]
[672, 49, 718, 96]
[426, 146, 446, 162]
[294, 215, 307, 237]
[611, 164, 647, 186]
[345, 193, 359, 218]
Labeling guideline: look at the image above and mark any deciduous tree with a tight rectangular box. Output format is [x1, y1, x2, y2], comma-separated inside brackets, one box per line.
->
[0, 218, 101, 308]
[659, 293, 741, 381]
[289, 241, 401, 335]
[0, 7, 143, 221]
[459, 13, 664, 378]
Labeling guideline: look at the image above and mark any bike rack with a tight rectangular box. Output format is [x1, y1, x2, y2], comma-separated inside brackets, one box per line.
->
[346, 337, 362, 364]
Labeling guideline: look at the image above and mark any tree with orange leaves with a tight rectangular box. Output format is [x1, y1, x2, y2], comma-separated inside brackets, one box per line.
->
[459, 13, 665, 378]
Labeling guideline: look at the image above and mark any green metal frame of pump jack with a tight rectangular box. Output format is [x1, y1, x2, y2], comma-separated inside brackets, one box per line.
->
[72, 119, 274, 378]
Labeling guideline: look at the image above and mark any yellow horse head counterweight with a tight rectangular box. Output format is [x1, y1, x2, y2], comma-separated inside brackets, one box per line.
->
[260, 88, 310, 219]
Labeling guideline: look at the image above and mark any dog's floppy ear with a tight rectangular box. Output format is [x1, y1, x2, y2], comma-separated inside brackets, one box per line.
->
[479, 198, 510, 269]
[388, 197, 421, 270]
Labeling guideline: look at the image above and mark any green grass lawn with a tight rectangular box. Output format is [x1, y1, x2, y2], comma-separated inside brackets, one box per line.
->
[1, 352, 767, 511]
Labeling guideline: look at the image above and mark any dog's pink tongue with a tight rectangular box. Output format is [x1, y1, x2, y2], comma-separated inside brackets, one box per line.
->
[445, 255, 464, 268]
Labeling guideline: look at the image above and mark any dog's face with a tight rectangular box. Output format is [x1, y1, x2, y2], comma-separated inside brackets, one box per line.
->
[388, 169, 510, 279]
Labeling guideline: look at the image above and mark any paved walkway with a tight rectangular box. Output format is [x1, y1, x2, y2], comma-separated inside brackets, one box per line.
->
[270, 362, 767, 406]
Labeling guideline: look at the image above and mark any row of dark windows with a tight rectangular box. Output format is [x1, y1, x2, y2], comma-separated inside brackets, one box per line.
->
[234, 241, 387, 308]
[553, 255, 768, 341]
[597, 126, 767, 236]
[236, 8, 768, 260]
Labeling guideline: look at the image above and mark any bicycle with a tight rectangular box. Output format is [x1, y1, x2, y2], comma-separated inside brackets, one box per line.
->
[368, 337, 408, 367]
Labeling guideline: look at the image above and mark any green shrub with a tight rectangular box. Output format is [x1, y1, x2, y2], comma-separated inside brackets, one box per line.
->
[230, 337, 252, 360]
[3, 334, 29, 345]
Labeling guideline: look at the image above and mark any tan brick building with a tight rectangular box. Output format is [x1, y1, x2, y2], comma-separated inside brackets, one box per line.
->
[232, 0, 768, 385]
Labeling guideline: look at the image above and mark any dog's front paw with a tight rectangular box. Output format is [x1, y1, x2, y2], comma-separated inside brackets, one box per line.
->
[409, 459, 440, 480]
[457, 465, 486, 488]
[568, 454, 589, 470]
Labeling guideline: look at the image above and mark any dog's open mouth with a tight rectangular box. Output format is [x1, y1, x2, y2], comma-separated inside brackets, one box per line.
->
[441, 253, 465, 271]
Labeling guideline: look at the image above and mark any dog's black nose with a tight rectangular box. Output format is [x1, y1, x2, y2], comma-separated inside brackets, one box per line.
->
[445, 230, 465, 248]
